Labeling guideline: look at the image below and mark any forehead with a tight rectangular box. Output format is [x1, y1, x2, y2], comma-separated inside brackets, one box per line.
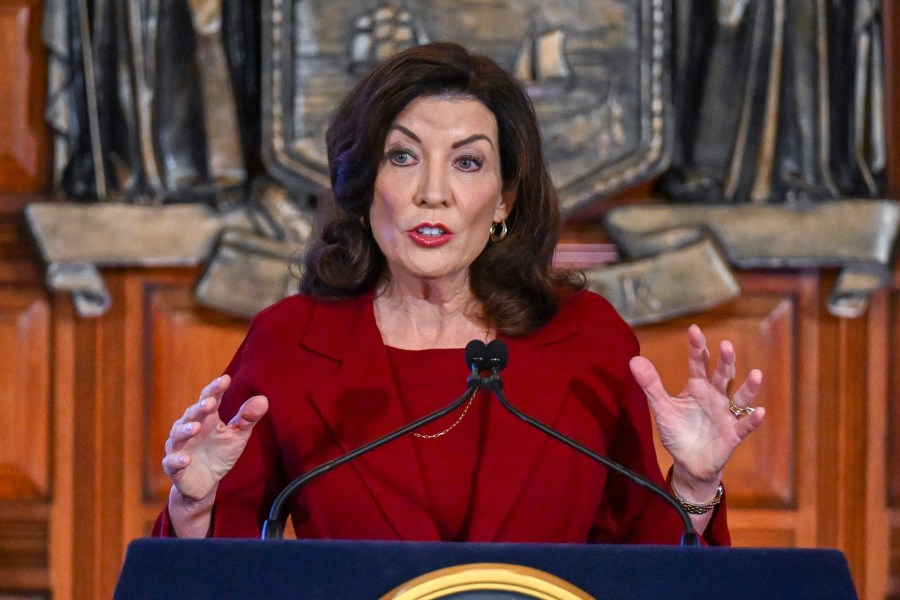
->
[389, 95, 499, 139]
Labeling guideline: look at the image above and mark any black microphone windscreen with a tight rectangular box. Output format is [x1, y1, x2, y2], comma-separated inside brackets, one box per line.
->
[485, 339, 509, 370]
[465, 339, 487, 369]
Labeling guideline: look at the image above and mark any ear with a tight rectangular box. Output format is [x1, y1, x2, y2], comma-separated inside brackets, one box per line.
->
[495, 186, 516, 221]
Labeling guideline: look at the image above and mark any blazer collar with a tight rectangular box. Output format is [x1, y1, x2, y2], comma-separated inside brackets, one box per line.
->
[300, 291, 582, 541]
[300, 293, 437, 538]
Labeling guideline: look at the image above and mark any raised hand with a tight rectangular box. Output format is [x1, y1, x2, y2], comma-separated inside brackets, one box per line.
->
[161, 375, 268, 536]
[629, 324, 765, 485]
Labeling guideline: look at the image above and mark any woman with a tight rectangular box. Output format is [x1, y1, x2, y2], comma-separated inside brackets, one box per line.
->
[155, 42, 765, 543]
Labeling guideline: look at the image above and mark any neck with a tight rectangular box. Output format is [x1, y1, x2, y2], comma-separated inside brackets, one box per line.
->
[374, 277, 490, 350]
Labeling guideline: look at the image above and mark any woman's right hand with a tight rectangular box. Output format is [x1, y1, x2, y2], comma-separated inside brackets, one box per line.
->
[162, 375, 269, 536]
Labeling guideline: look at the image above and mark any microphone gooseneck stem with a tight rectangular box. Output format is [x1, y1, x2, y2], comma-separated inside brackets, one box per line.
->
[481, 373, 701, 547]
[261, 376, 481, 540]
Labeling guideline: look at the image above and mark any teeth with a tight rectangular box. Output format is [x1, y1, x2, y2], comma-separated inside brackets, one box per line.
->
[417, 226, 444, 236]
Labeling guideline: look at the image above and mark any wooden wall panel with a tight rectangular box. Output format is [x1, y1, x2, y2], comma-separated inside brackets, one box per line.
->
[0, 288, 49, 498]
[0, 287, 50, 596]
[144, 283, 249, 501]
[635, 273, 817, 551]
[637, 292, 796, 507]
[0, 1, 48, 192]
[120, 273, 249, 541]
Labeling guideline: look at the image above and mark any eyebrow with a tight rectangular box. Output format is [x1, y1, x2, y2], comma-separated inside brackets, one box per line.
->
[389, 124, 495, 149]
[452, 134, 494, 150]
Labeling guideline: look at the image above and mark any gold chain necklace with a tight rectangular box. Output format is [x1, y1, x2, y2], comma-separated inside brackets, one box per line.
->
[412, 325, 490, 440]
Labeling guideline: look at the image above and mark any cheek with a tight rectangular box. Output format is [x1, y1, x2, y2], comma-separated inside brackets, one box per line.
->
[474, 189, 505, 224]
[369, 188, 404, 249]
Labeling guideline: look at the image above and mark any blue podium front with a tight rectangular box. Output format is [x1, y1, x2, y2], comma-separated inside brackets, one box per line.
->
[112, 538, 857, 599]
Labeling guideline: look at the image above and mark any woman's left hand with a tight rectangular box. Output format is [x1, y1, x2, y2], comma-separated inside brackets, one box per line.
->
[629, 324, 766, 487]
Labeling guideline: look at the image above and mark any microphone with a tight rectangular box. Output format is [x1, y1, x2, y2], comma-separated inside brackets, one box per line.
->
[465, 338, 488, 371]
[484, 338, 508, 371]
[480, 339, 701, 547]
[260, 339, 488, 539]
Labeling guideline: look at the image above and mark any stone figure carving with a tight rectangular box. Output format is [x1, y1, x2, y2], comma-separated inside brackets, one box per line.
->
[658, 0, 885, 204]
[42, 0, 260, 204]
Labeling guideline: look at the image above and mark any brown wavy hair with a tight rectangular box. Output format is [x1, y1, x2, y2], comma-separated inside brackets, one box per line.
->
[300, 41, 583, 336]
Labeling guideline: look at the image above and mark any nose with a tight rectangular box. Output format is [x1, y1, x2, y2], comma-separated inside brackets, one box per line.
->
[416, 160, 451, 207]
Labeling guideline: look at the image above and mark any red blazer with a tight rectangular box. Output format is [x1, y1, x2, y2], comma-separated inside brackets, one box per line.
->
[154, 290, 728, 544]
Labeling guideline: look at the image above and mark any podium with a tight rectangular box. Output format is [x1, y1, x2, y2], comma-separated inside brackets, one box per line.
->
[113, 538, 858, 599]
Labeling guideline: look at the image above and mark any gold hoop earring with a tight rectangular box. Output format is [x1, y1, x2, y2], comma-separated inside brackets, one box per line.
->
[489, 219, 508, 243]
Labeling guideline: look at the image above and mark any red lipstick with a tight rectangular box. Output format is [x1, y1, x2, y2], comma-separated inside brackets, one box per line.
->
[408, 223, 453, 247]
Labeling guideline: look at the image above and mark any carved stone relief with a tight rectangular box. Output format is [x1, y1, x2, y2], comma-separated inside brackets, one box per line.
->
[262, 0, 671, 215]
[29, 0, 898, 323]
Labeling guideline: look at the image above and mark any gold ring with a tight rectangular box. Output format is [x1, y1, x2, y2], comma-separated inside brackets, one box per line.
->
[729, 399, 755, 420]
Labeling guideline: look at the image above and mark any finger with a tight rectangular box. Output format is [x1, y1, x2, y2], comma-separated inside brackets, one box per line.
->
[197, 374, 231, 404]
[183, 376, 231, 423]
[629, 356, 668, 403]
[227, 395, 269, 431]
[731, 368, 763, 408]
[162, 452, 190, 479]
[734, 405, 766, 438]
[711, 340, 736, 394]
[165, 421, 199, 454]
[686, 324, 710, 379]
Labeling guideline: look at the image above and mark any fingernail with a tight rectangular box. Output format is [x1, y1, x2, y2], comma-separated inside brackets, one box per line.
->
[178, 455, 188, 465]
[182, 423, 193, 434]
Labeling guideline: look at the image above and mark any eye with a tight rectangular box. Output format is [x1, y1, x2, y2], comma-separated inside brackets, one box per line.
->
[455, 154, 483, 172]
[386, 147, 417, 166]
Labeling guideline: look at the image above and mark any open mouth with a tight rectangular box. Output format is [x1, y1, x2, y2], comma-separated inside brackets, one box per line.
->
[416, 225, 445, 236]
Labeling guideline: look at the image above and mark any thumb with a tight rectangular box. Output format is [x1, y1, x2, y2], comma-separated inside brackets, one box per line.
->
[227, 395, 269, 431]
[629, 356, 667, 402]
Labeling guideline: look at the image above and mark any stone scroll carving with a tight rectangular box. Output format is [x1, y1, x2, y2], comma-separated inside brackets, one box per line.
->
[604, 200, 900, 318]
[25, 203, 252, 317]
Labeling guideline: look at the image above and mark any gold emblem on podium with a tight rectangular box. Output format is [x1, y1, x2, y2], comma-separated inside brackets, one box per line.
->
[382, 562, 594, 599]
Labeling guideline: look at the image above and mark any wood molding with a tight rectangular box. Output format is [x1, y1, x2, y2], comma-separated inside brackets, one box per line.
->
[0, 288, 50, 499]
[863, 275, 892, 600]
[0, 1, 49, 192]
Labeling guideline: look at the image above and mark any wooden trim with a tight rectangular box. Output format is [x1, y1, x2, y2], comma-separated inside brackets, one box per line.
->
[865, 283, 890, 600]
[50, 294, 76, 600]
[0, 1, 49, 192]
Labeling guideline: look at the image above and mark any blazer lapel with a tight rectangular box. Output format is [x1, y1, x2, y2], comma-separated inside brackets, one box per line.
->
[469, 310, 581, 541]
[301, 295, 439, 540]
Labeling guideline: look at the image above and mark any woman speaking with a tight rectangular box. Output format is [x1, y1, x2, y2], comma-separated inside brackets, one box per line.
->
[154, 42, 765, 544]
